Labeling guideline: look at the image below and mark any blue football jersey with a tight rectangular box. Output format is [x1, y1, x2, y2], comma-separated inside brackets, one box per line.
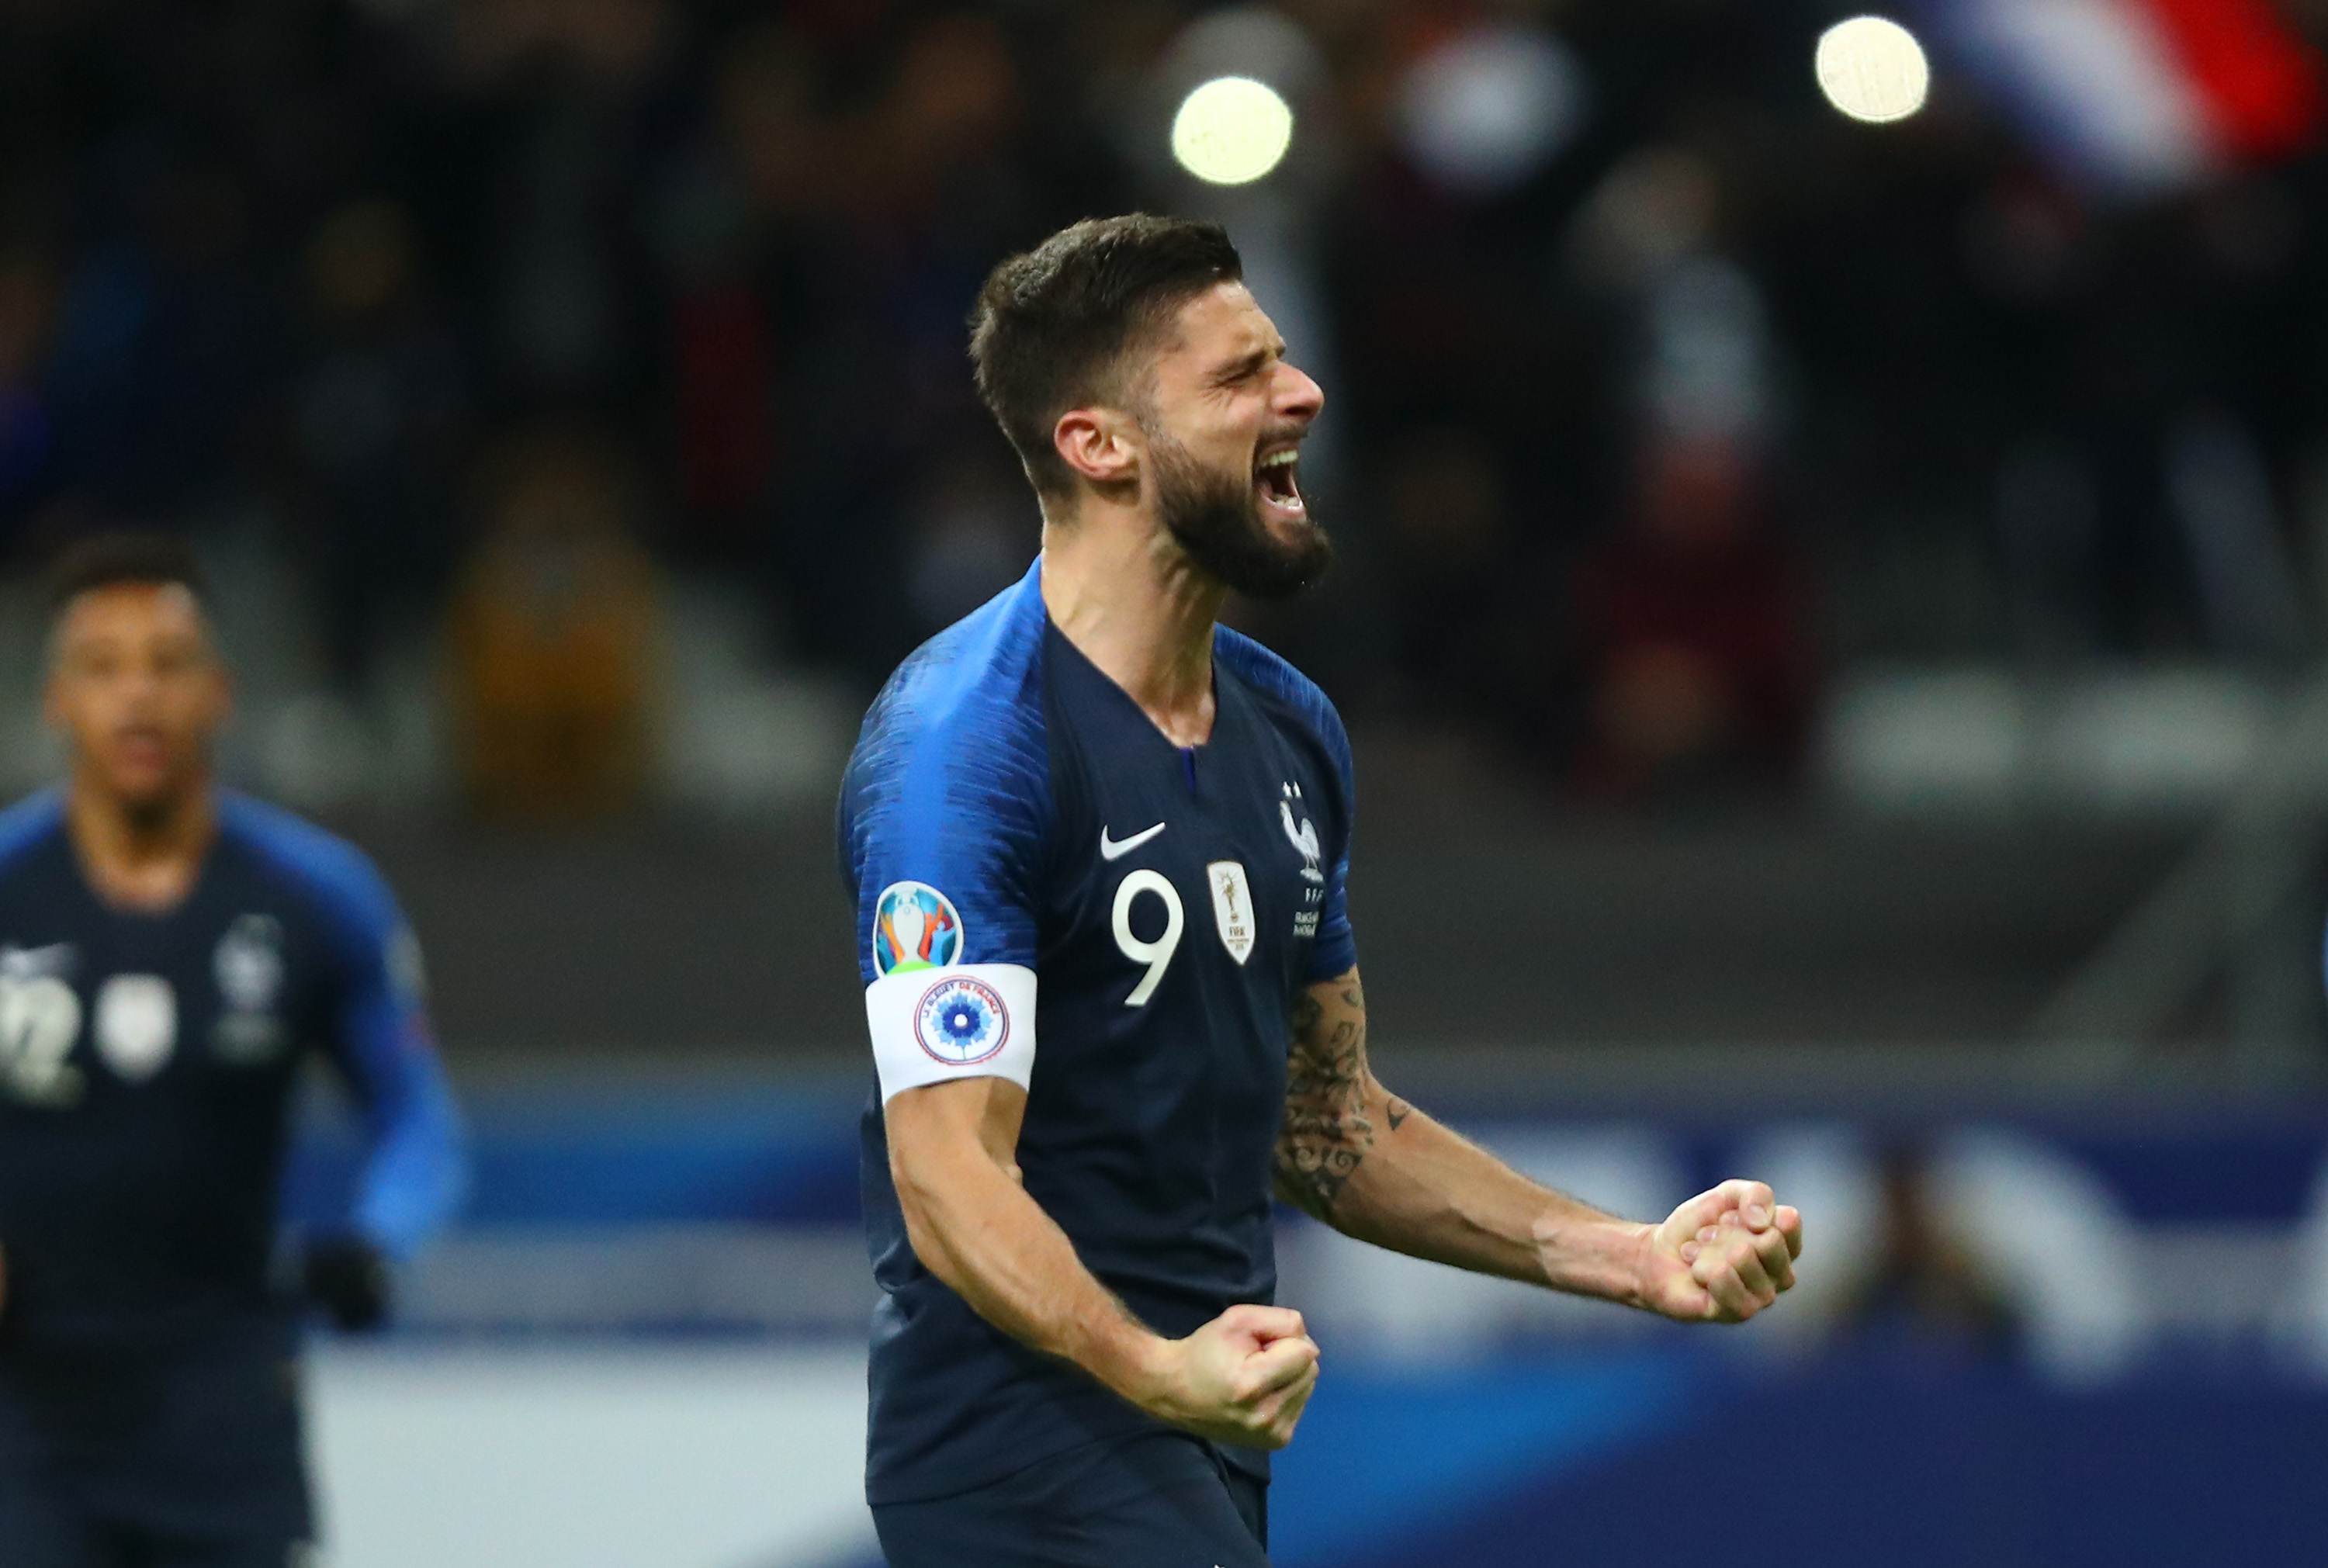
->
[0, 791, 467, 1349]
[837, 556, 1356, 1504]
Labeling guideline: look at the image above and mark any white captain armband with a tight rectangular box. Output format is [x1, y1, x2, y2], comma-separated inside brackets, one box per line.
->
[864, 964, 1038, 1103]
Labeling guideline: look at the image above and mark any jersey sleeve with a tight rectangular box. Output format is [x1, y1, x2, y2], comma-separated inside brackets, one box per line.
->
[839, 593, 1052, 1103]
[233, 801, 469, 1260]
[321, 884, 469, 1262]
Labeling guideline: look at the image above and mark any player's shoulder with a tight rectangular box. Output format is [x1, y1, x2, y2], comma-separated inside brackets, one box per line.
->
[844, 559, 1051, 814]
[1213, 627, 1352, 777]
[856, 561, 1048, 755]
[0, 788, 66, 877]
[218, 793, 403, 937]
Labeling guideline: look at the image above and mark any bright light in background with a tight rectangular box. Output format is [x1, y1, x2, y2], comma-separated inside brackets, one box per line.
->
[1816, 16, 1931, 125]
[1396, 22, 1588, 196]
[1171, 75, 1295, 185]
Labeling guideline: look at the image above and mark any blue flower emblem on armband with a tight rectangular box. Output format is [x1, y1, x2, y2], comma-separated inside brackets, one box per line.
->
[913, 976, 1010, 1066]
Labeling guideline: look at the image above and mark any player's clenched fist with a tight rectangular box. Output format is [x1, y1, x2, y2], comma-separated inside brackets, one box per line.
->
[1135, 1303, 1321, 1450]
[1637, 1179, 1803, 1324]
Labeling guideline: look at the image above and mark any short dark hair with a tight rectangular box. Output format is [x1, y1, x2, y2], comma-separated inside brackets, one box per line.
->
[43, 531, 211, 622]
[969, 214, 1244, 497]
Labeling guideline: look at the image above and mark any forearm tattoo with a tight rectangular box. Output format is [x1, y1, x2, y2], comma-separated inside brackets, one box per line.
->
[1275, 972, 1409, 1218]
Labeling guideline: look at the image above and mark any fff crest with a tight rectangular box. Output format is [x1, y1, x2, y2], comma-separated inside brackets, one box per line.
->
[1279, 782, 1323, 885]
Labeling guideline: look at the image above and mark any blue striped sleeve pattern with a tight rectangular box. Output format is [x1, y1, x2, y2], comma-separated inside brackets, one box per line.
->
[1214, 628, 1360, 983]
[838, 559, 1052, 984]
[0, 790, 64, 873]
[224, 797, 469, 1260]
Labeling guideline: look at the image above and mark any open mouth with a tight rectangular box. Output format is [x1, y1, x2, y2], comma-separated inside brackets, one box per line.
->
[1256, 447, 1304, 515]
[109, 725, 172, 766]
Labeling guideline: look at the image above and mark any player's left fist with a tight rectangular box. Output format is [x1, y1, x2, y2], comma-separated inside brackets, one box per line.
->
[303, 1234, 393, 1332]
[1637, 1179, 1802, 1324]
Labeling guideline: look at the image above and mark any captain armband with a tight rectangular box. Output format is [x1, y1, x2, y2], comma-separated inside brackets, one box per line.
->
[864, 964, 1038, 1103]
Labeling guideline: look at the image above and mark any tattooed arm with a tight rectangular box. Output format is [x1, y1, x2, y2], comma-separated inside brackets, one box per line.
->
[1274, 967, 1803, 1321]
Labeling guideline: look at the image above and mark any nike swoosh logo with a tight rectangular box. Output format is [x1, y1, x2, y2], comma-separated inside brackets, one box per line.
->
[1100, 822, 1167, 860]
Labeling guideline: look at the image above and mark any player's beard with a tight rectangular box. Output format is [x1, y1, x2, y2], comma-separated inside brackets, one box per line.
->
[1146, 427, 1332, 601]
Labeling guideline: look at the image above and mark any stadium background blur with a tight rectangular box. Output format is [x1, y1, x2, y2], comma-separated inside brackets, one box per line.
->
[5, 0, 2328, 1562]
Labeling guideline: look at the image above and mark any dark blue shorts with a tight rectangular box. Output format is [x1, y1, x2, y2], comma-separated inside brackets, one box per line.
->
[874, 1430, 1270, 1568]
[0, 1321, 314, 1568]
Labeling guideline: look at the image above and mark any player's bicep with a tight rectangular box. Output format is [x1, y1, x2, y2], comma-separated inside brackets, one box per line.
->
[1275, 967, 1381, 1217]
[1287, 967, 1370, 1087]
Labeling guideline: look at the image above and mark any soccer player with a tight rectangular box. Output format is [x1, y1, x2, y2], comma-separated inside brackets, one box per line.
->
[0, 534, 467, 1568]
[839, 216, 1805, 1566]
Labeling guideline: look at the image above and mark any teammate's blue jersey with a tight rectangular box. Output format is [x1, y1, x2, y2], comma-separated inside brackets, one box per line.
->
[0, 791, 466, 1349]
[838, 557, 1357, 1504]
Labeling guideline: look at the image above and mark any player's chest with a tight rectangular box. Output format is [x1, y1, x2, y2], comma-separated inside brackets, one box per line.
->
[1046, 708, 1332, 997]
[0, 866, 319, 1112]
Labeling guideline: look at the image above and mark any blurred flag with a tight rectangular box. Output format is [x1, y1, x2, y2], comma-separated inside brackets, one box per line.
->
[1918, 0, 2326, 196]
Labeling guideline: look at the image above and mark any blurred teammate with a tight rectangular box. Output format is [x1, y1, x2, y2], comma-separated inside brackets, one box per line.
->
[839, 216, 1805, 1566]
[0, 534, 467, 1567]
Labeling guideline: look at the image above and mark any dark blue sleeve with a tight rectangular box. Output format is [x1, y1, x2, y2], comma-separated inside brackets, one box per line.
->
[229, 801, 469, 1259]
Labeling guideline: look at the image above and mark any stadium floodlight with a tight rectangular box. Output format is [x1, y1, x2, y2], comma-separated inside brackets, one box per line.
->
[1171, 75, 1296, 185]
[1815, 16, 1931, 125]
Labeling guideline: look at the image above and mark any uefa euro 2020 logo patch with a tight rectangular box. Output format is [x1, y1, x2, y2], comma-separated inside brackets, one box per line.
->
[914, 975, 1009, 1065]
[873, 881, 963, 976]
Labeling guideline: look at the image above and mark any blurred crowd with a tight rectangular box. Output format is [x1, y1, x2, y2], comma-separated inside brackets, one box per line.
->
[5, 0, 2328, 815]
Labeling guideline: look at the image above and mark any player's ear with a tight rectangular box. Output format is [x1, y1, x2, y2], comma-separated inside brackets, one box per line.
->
[1052, 407, 1139, 491]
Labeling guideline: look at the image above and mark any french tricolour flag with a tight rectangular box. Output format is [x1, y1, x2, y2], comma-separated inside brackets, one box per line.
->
[1919, 0, 2326, 195]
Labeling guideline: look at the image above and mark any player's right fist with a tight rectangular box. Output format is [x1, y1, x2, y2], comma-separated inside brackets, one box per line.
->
[1138, 1303, 1320, 1451]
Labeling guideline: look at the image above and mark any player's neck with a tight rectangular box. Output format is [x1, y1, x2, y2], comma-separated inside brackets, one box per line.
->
[1040, 512, 1223, 749]
[64, 772, 218, 913]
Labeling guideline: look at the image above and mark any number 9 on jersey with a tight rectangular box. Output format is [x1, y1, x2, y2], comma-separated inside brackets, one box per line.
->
[1111, 871, 1183, 1007]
